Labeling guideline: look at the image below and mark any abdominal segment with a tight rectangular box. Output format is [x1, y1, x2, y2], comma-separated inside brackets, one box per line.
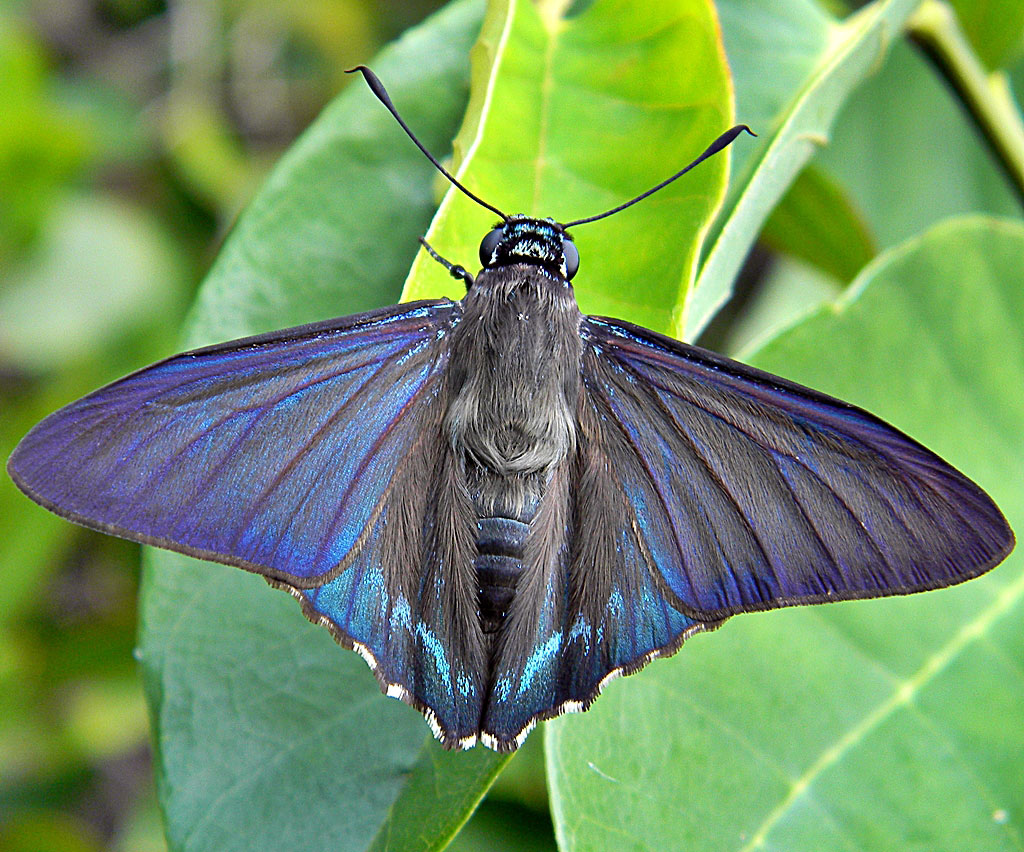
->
[475, 512, 533, 634]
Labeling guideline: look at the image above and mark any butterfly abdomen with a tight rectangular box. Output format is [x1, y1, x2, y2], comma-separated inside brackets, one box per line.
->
[475, 515, 531, 633]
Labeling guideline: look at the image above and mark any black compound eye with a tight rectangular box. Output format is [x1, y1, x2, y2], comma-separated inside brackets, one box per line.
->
[479, 226, 505, 268]
[562, 238, 580, 280]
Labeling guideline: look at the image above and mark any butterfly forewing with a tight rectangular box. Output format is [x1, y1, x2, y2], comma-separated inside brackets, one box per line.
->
[270, 434, 489, 748]
[8, 297, 504, 742]
[581, 316, 1013, 621]
[9, 301, 459, 586]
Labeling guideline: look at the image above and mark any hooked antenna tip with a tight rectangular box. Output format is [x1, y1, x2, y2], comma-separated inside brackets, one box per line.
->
[346, 66, 392, 105]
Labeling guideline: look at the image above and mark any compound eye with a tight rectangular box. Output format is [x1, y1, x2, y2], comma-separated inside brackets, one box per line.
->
[479, 226, 505, 267]
[562, 237, 580, 280]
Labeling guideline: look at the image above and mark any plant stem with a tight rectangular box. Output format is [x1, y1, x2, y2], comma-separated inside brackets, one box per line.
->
[907, 0, 1024, 207]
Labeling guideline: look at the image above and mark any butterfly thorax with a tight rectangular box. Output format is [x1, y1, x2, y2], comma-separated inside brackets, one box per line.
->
[445, 263, 583, 632]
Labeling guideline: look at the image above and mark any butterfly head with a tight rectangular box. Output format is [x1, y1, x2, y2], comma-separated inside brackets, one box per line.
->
[478, 216, 580, 281]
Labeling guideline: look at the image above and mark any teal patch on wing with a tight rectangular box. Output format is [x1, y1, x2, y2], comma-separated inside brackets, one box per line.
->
[482, 521, 701, 749]
[294, 501, 487, 747]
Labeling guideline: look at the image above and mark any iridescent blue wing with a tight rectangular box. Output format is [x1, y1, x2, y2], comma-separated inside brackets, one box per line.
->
[9, 301, 456, 584]
[270, 434, 489, 749]
[580, 316, 1014, 620]
[9, 300, 488, 743]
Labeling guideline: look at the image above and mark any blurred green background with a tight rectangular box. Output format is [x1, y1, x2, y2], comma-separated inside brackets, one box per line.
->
[1, 1, 1022, 851]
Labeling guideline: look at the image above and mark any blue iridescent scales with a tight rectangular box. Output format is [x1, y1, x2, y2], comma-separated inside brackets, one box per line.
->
[10, 304, 454, 585]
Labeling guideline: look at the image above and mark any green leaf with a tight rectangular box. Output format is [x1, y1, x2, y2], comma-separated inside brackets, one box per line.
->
[547, 216, 1023, 851]
[141, 560, 436, 852]
[366, 747, 512, 852]
[137, 5, 509, 852]
[402, 0, 734, 337]
[759, 163, 876, 283]
[688, 0, 920, 340]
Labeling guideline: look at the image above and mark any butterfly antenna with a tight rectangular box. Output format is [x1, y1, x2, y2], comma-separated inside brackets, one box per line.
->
[561, 125, 756, 228]
[347, 66, 508, 221]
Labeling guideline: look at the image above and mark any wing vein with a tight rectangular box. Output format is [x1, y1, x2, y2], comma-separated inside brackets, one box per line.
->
[79, 343, 414, 520]
[585, 368, 720, 608]
[631, 365, 944, 547]
[226, 344, 427, 555]
[314, 356, 445, 575]
[628, 360, 930, 560]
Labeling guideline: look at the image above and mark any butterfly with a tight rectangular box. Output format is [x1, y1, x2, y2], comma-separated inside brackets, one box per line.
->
[7, 67, 1014, 752]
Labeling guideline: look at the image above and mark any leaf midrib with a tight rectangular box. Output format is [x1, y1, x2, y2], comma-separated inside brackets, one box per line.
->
[736, 566, 1024, 852]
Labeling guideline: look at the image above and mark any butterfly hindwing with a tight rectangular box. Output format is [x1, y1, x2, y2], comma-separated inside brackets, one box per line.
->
[272, 432, 489, 747]
[581, 316, 1013, 621]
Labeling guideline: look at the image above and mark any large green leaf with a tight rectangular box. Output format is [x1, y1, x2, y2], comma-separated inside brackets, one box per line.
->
[402, 0, 733, 337]
[688, 0, 919, 339]
[546, 216, 1023, 851]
